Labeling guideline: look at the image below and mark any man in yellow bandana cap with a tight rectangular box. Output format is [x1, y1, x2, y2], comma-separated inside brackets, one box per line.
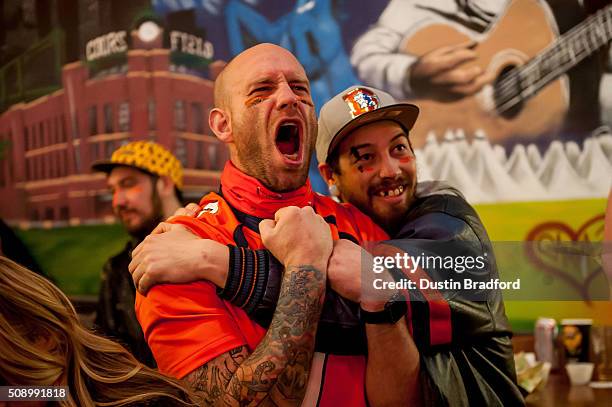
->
[91, 140, 183, 367]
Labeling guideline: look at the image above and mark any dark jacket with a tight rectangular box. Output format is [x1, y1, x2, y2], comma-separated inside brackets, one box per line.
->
[95, 240, 156, 367]
[388, 181, 524, 406]
[235, 181, 524, 406]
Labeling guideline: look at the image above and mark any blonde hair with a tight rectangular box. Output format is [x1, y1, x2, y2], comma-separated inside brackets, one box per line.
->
[0, 256, 199, 406]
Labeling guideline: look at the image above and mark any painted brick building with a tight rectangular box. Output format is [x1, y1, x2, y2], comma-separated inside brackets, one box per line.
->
[0, 49, 226, 226]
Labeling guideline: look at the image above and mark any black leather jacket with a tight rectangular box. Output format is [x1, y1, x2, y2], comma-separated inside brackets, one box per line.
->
[390, 182, 524, 406]
[94, 240, 156, 367]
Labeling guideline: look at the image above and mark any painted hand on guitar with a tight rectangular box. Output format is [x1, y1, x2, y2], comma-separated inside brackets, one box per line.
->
[407, 40, 494, 102]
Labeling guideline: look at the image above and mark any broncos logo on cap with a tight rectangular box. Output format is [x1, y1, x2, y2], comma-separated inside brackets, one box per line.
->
[342, 88, 380, 119]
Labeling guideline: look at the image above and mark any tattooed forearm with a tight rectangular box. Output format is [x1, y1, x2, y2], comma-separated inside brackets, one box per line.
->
[184, 345, 248, 405]
[185, 265, 326, 406]
[229, 265, 325, 406]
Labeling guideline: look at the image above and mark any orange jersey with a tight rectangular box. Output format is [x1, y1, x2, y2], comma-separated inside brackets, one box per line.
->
[135, 164, 387, 405]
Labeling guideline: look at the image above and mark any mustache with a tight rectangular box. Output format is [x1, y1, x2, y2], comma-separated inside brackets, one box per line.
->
[368, 176, 413, 194]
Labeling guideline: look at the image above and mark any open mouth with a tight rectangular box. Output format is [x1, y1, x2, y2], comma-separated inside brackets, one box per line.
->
[275, 121, 302, 163]
[372, 184, 406, 198]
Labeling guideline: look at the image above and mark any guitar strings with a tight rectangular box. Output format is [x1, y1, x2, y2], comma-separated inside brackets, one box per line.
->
[496, 38, 599, 114]
[493, 7, 611, 111]
[495, 6, 611, 97]
[494, 7, 611, 108]
[493, 7, 611, 112]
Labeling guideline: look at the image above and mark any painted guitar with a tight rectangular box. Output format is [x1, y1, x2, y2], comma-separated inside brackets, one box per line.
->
[404, 0, 612, 146]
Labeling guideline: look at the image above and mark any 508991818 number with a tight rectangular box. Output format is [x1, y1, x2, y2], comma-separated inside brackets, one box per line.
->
[1, 386, 68, 401]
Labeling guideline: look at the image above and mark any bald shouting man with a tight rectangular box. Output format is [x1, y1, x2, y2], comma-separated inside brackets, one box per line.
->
[133, 44, 417, 406]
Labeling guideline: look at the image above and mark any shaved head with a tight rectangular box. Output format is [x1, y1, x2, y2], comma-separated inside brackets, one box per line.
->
[213, 43, 306, 109]
[208, 43, 316, 192]
[213, 63, 230, 109]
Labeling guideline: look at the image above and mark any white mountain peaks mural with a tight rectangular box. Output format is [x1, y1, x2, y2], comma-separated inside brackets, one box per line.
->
[415, 130, 612, 203]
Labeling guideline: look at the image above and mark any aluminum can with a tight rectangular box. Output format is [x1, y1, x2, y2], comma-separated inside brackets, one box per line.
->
[535, 317, 557, 366]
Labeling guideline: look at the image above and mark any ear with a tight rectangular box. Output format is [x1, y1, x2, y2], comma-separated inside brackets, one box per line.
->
[319, 163, 341, 198]
[155, 176, 175, 198]
[318, 163, 336, 187]
[209, 108, 233, 143]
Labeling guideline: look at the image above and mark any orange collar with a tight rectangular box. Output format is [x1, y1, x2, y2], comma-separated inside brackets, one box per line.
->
[220, 161, 314, 219]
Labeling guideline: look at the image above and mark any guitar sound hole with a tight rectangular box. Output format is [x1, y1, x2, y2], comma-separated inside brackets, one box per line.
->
[494, 65, 523, 119]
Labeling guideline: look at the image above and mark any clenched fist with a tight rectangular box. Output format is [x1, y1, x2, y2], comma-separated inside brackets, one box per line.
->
[259, 206, 333, 271]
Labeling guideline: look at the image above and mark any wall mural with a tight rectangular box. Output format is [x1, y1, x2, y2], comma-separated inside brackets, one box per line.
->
[0, 0, 610, 329]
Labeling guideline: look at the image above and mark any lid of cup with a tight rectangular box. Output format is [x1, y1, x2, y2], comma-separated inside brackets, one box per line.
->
[561, 318, 593, 325]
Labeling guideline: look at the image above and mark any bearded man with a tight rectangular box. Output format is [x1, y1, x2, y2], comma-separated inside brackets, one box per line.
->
[92, 141, 183, 367]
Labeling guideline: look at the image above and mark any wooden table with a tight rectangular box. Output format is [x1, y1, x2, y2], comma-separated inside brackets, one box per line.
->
[525, 373, 612, 406]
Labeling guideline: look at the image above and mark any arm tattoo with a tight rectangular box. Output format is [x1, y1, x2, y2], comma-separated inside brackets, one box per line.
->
[184, 345, 248, 405]
[185, 265, 325, 406]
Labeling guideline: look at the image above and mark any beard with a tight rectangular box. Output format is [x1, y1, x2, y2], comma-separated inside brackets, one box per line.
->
[115, 181, 165, 241]
[128, 211, 163, 242]
[340, 172, 417, 235]
[233, 116, 314, 192]
[373, 183, 417, 234]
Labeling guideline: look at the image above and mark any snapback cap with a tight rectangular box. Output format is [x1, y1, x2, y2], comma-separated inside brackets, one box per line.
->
[316, 85, 419, 164]
[91, 141, 183, 189]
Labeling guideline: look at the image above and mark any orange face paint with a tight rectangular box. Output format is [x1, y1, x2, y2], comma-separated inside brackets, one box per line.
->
[112, 192, 120, 207]
[130, 184, 144, 194]
[356, 165, 374, 173]
[245, 96, 265, 107]
[125, 185, 144, 203]
[113, 184, 144, 207]
[244, 94, 312, 107]
[398, 156, 413, 163]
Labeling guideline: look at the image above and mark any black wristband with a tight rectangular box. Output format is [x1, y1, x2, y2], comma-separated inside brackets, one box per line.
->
[234, 248, 255, 307]
[243, 249, 270, 315]
[246, 252, 282, 328]
[217, 245, 243, 301]
[219, 246, 278, 328]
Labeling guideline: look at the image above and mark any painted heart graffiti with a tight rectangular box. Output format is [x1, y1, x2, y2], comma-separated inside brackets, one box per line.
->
[524, 214, 606, 303]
